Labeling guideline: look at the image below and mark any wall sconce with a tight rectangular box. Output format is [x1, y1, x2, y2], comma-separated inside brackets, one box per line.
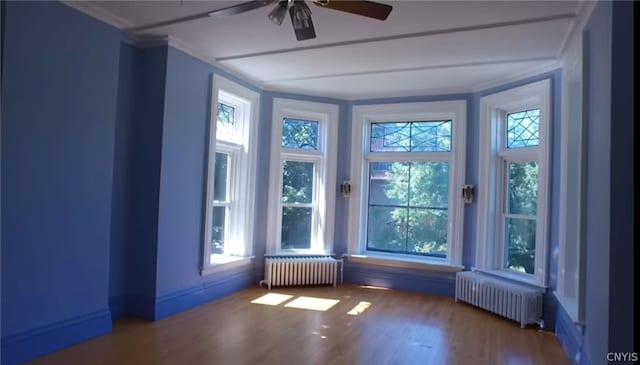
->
[462, 185, 474, 203]
[340, 181, 351, 198]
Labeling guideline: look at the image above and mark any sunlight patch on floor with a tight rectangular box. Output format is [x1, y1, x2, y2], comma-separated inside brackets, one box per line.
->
[250, 293, 293, 306]
[284, 296, 340, 311]
[347, 301, 371, 316]
[359, 285, 389, 290]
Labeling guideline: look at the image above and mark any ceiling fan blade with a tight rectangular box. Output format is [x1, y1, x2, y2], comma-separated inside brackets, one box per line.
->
[208, 0, 278, 20]
[290, 1, 317, 41]
[313, 0, 392, 21]
[127, 0, 277, 33]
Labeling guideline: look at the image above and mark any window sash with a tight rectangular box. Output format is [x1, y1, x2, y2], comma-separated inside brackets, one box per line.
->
[363, 158, 452, 259]
[277, 157, 319, 251]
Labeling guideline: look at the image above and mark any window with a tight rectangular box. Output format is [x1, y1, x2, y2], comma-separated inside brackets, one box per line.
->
[476, 79, 551, 286]
[267, 99, 338, 254]
[202, 75, 259, 274]
[348, 101, 467, 267]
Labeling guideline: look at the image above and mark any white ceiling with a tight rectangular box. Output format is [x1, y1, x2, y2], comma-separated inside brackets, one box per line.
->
[65, 0, 585, 100]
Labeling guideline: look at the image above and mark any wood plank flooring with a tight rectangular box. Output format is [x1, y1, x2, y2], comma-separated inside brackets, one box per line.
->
[28, 284, 569, 365]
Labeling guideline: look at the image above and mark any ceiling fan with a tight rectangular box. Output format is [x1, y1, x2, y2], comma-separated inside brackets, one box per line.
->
[127, 0, 393, 41]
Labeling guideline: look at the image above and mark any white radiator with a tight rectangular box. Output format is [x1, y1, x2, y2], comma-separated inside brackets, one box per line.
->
[259, 256, 340, 290]
[455, 271, 544, 328]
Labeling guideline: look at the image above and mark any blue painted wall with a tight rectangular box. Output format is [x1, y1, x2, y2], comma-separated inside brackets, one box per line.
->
[1, 1, 120, 362]
[607, 0, 634, 357]
[155, 46, 213, 296]
[109, 41, 137, 320]
[151, 47, 266, 319]
[1, 0, 4, 356]
[153, 47, 255, 316]
[122, 45, 167, 319]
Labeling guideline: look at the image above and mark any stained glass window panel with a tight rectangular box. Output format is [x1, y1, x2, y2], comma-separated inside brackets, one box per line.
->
[282, 119, 319, 150]
[216, 103, 235, 141]
[370, 121, 451, 152]
[507, 109, 539, 148]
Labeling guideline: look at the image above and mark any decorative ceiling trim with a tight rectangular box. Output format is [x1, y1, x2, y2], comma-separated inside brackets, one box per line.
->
[216, 13, 576, 62]
[165, 36, 264, 89]
[470, 60, 562, 93]
[61, 1, 133, 29]
[59, 1, 578, 101]
[261, 56, 559, 83]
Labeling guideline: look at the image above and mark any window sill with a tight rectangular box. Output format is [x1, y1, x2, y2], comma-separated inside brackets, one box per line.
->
[345, 254, 464, 273]
[201, 256, 254, 276]
[471, 268, 547, 289]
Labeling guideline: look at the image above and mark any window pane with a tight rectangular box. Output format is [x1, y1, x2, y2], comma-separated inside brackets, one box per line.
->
[216, 103, 235, 141]
[367, 161, 449, 257]
[407, 208, 448, 256]
[213, 152, 228, 201]
[281, 207, 312, 249]
[368, 162, 408, 206]
[505, 217, 536, 274]
[411, 121, 452, 152]
[371, 122, 410, 152]
[409, 162, 449, 208]
[282, 118, 319, 150]
[211, 206, 226, 255]
[507, 109, 539, 148]
[366, 206, 407, 252]
[508, 161, 538, 215]
[282, 161, 314, 204]
[370, 121, 451, 152]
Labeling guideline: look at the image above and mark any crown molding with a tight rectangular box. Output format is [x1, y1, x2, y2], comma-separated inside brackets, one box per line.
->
[61, 1, 133, 29]
[216, 13, 575, 62]
[165, 36, 264, 89]
[557, 0, 597, 59]
[471, 59, 562, 94]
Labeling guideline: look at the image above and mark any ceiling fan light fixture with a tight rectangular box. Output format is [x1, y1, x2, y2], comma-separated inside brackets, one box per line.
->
[268, 1, 289, 25]
[289, 1, 316, 40]
[290, 1, 312, 29]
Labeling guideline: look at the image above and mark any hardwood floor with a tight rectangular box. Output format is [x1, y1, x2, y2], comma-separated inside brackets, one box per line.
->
[28, 284, 569, 365]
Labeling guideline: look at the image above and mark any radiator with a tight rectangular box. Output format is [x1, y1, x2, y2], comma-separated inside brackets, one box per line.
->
[259, 256, 340, 290]
[455, 271, 544, 328]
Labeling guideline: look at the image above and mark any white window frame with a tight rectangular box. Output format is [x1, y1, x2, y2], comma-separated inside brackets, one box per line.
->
[266, 98, 338, 255]
[556, 19, 587, 326]
[475, 79, 551, 287]
[201, 75, 259, 275]
[347, 101, 467, 269]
